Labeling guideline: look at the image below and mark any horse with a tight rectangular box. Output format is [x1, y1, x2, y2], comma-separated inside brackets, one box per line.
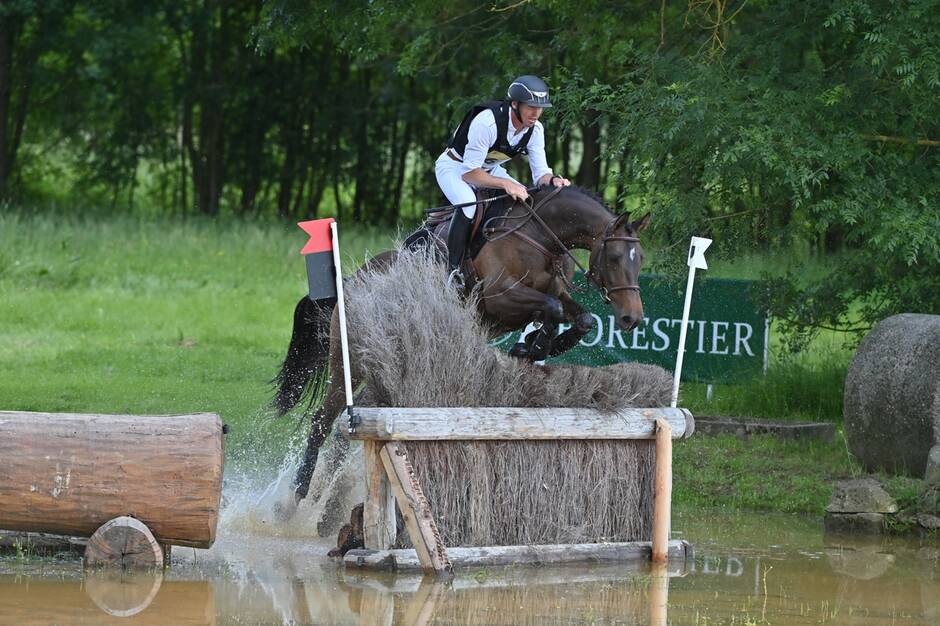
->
[269, 185, 650, 520]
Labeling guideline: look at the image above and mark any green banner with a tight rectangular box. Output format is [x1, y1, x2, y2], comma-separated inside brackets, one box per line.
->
[493, 274, 768, 383]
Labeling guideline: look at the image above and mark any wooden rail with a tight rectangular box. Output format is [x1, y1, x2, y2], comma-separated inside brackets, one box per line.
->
[349, 406, 693, 574]
[347, 407, 694, 441]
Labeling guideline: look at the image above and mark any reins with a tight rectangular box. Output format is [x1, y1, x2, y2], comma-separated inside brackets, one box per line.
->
[482, 186, 641, 304]
[423, 186, 540, 214]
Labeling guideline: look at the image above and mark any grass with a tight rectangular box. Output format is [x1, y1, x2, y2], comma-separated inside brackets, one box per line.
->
[682, 348, 849, 422]
[0, 209, 857, 513]
[0, 210, 395, 466]
[674, 432, 860, 514]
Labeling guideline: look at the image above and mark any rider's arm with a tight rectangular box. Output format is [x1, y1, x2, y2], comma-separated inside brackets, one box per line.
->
[463, 168, 528, 199]
[528, 123, 571, 188]
[461, 111, 528, 200]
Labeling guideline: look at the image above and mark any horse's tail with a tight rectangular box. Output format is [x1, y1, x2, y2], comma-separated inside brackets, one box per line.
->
[272, 296, 335, 416]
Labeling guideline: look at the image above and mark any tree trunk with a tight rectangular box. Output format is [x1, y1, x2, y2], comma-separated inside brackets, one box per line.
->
[0, 411, 224, 548]
[0, 16, 17, 193]
[576, 110, 601, 190]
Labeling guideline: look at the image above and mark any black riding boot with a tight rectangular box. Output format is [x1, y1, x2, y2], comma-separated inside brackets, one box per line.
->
[447, 209, 473, 286]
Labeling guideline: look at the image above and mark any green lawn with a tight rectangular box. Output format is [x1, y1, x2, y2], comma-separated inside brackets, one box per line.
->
[0, 212, 397, 464]
[0, 210, 858, 513]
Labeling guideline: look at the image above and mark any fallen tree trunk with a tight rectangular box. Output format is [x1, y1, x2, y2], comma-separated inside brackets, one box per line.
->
[0, 411, 224, 547]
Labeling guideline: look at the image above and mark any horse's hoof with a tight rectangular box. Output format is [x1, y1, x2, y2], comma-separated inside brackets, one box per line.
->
[509, 342, 529, 358]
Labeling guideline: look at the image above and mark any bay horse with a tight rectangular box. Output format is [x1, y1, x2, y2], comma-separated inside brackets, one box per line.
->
[270, 185, 650, 519]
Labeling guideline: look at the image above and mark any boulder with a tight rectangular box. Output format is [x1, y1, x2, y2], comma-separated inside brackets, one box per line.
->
[826, 543, 895, 580]
[824, 512, 885, 534]
[826, 478, 898, 514]
[844, 314, 940, 477]
[926, 445, 940, 486]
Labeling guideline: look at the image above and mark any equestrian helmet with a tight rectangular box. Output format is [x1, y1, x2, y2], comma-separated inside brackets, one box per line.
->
[507, 75, 552, 108]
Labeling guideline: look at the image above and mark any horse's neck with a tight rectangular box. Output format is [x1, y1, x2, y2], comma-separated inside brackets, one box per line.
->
[536, 192, 612, 250]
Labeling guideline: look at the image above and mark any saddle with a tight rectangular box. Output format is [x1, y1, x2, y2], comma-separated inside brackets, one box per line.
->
[404, 188, 514, 261]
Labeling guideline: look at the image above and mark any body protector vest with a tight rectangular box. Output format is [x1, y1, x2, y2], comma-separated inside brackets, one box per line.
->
[447, 100, 535, 169]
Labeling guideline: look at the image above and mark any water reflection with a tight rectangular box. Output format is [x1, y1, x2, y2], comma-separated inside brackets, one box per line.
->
[1, 512, 938, 625]
[0, 572, 214, 626]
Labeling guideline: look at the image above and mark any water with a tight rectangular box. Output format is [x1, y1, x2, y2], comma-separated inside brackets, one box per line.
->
[1, 508, 937, 624]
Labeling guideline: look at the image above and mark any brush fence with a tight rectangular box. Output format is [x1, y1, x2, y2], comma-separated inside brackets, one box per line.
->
[344, 406, 694, 574]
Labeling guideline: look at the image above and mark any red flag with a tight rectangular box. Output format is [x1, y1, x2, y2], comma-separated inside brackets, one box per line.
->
[298, 218, 337, 301]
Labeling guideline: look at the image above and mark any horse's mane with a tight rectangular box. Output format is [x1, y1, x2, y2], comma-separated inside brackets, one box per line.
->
[551, 185, 618, 215]
[568, 185, 609, 208]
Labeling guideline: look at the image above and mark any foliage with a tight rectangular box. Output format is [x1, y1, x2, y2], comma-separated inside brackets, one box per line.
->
[1, 0, 937, 342]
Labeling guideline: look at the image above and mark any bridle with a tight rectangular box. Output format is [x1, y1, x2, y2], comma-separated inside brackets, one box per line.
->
[484, 187, 642, 305]
[585, 219, 641, 304]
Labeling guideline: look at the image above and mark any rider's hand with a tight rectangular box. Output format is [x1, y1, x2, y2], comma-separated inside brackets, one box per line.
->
[504, 180, 529, 201]
[551, 175, 571, 188]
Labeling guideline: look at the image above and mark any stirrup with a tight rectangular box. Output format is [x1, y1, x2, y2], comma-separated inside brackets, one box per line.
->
[447, 268, 466, 291]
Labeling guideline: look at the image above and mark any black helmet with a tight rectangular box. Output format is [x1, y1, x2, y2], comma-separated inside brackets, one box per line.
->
[507, 75, 552, 108]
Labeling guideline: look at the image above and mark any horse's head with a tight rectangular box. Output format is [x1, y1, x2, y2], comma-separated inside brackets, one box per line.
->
[588, 211, 651, 331]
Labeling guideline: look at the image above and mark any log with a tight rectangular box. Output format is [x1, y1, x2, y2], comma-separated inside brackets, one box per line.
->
[342, 561, 690, 594]
[84, 516, 163, 568]
[0, 579, 215, 626]
[379, 442, 451, 575]
[0, 411, 224, 547]
[348, 407, 694, 440]
[344, 540, 693, 572]
[84, 570, 163, 616]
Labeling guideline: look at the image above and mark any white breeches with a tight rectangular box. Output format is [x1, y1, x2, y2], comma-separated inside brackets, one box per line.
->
[435, 153, 518, 218]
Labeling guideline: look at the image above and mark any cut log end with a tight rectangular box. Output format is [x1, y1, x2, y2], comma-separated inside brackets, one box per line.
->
[84, 516, 163, 569]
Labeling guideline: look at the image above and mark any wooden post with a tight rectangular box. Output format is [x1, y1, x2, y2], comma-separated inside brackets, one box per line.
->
[362, 440, 396, 550]
[648, 561, 670, 626]
[652, 419, 673, 562]
[379, 442, 451, 575]
[84, 516, 163, 569]
[401, 580, 447, 626]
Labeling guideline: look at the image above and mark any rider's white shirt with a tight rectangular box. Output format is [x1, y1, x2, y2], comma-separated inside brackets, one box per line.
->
[451, 109, 553, 185]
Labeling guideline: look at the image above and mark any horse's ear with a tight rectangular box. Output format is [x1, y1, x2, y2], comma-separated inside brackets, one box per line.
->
[630, 212, 651, 233]
[613, 211, 632, 230]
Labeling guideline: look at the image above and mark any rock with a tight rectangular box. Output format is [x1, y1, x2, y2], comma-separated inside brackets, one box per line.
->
[824, 512, 885, 534]
[844, 314, 940, 477]
[827, 478, 898, 514]
[926, 445, 940, 486]
[920, 484, 940, 515]
[917, 513, 940, 531]
[826, 543, 895, 580]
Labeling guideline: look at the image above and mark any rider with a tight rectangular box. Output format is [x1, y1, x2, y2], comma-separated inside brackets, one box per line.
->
[436, 75, 571, 288]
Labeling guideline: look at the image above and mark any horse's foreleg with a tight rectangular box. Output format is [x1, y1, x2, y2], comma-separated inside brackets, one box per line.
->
[483, 277, 566, 327]
[547, 292, 595, 358]
[484, 278, 566, 361]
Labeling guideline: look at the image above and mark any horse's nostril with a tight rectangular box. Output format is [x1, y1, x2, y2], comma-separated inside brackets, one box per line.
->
[621, 315, 636, 329]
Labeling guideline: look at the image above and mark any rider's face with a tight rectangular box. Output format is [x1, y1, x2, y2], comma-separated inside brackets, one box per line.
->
[514, 103, 543, 128]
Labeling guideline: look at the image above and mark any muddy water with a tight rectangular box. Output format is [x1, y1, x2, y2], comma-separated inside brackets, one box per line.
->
[1, 509, 937, 625]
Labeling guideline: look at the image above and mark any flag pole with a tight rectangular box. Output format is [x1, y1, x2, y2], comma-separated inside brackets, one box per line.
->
[671, 236, 712, 408]
[329, 221, 357, 431]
